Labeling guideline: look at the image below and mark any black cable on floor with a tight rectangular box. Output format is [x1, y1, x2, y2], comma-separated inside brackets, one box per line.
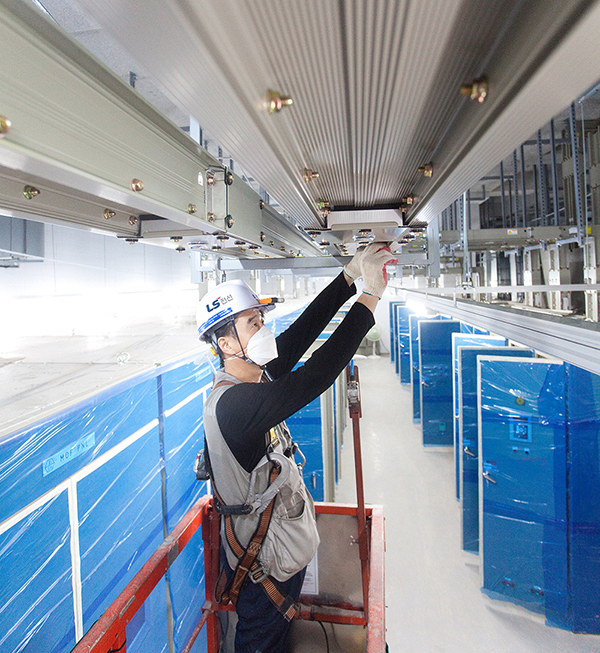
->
[318, 620, 330, 653]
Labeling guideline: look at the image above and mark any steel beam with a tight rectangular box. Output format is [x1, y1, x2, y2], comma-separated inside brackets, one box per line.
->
[569, 102, 585, 245]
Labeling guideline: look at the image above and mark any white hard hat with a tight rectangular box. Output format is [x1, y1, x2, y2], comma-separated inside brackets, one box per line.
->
[197, 279, 279, 341]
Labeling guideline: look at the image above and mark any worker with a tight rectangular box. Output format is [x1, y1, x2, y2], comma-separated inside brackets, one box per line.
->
[196, 243, 396, 652]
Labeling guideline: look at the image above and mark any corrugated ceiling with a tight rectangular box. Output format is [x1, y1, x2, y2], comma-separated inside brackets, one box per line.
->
[22, 0, 600, 232]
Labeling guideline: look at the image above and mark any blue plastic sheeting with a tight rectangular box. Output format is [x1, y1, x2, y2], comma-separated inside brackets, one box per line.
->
[459, 347, 534, 553]
[160, 362, 212, 531]
[419, 320, 461, 446]
[0, 354, 213, 653]
[394, 305, 413, 381]
[460, 323, 489, 335]
[126, 578, 169, 653]
[388, 301, 405, 366]
[0, 375, 159, 524]
[399, 333, 411, 384]
[452, 335, 506, 500]
[160, 362, 211, 653]
[167, 528, 207, 652]
[267, 307, 306, 337]
[78, 426, 164, 631]
[561, 364, 600, 633]
[286, 393, 325, 501]
[409, 315, 442, 423]
[0, 491, 75, 653]
[479, 358, 567, 619]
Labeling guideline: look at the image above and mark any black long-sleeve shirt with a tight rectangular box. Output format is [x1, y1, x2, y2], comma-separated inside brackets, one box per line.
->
[215, 272, 375, 472]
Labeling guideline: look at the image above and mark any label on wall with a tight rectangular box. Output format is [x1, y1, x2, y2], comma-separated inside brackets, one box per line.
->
[42, 433, 95, 476]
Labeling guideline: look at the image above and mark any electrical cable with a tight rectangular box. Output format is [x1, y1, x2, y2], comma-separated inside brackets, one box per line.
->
[318, 620, 330, 653]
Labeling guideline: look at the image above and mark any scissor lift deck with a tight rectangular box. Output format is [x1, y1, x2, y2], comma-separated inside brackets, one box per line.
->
[72, 365, 386, 652]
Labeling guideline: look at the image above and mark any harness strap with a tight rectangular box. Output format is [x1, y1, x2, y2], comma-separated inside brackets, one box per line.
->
[216, 466, 300, 621]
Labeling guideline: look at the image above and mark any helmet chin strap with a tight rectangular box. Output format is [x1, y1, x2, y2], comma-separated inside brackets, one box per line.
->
[222, 320, 261, 367]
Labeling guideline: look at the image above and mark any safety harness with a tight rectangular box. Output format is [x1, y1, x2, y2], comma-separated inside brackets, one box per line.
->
[209, 380, 301, 622]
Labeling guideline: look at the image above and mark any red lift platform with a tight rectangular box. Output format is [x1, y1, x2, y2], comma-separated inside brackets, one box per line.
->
[71, 365, 385, 652]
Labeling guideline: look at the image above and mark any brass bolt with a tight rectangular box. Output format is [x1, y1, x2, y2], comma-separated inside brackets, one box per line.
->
[234, 240, 245, 247]
[320, 240, 330, 247]
[260, 232, 266, 242]
[317, 199, 330, 210]
[207, 212, 216, 223]
[307, 230, 320, 239]
[23, 185, 40, 200]
[129, 215, 138, 226]
[131, 178, 144, 192]
[206, 173, 215, 186]
[170, 236, 182, 242]
[176, 246, 186, 253]
[269, 240, 275, 247]
[267, 89, 294, 114]
[125, 238, 138, 245]
[303, 168, 320, 182]
[259, 200, 265, 210]
[460, 76, 488, 103]
[280, 246, 286, 251]
[418, 163, 434, 177]
[188, 204, 197, 214]
[225, 214, 234, 229]
[225, 171, 234, 186]
[103, 208, 116, 220]
[248, 244, 259, 250]
[0, 116, 11, 137]
[212, 244, 222, 250]
[216, 234, 228, 242]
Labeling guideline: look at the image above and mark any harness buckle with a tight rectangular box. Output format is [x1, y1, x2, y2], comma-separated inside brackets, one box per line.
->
[247, 541, 262, 557]
[249, 564, 269, 585]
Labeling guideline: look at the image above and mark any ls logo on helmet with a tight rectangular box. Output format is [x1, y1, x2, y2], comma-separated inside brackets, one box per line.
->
[207, 293, 234, 312]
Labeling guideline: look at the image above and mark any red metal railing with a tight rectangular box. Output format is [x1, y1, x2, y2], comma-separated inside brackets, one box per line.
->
[72, 495, 213, 653]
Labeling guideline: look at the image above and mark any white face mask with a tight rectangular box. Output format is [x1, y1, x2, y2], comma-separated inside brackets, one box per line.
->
[245, 325, 278, 366]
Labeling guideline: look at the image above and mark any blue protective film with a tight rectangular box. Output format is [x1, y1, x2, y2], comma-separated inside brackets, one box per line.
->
[0, 491, 75, 653]
[452, 335, 506, 500]
[561, 363, 600, 634]
[409, 315, 442, 423]
[395, 305, 413, 382]
[0, 355, 213, 653]
[388, 301, 405, 366]
[458, 347, 534, 553]
[419, 320, 461, 446]
[478, 358, 567, 620]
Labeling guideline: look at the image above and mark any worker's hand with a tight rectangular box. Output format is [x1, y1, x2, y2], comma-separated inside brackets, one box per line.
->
[344, 245, 367, 282]
[360, 243, 397, 298]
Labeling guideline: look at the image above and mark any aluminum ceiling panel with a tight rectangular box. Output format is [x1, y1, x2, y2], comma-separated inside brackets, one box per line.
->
[26, 0, 600, 234]
[71, 0, 525, 218]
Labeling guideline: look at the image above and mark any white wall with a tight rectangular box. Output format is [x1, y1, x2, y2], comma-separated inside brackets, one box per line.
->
[0, 223, 198, 340]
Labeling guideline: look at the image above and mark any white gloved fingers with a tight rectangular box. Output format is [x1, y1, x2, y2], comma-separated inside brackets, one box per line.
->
[360, 245, 397, 298]
[344, 244, 367, 281]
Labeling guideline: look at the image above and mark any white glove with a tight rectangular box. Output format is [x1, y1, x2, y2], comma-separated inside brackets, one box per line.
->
[344, 245, 367, 281]
[360, 244, 397, 298]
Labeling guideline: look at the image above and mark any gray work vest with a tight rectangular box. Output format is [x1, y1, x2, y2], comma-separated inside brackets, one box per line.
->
[203, 370, 320, 582]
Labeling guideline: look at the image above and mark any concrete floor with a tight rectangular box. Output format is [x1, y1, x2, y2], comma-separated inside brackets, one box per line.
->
[335, 355, 600, 653]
